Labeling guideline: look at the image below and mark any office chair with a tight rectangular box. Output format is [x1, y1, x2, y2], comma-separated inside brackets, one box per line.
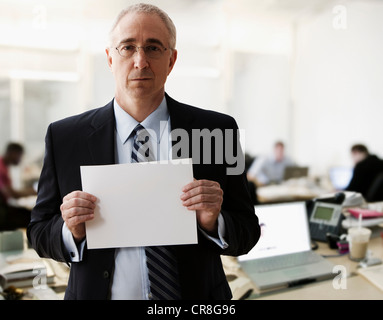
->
[244, 153, 255, 173]
[244, 153, 259, 205]
[366, 172, 383, 202]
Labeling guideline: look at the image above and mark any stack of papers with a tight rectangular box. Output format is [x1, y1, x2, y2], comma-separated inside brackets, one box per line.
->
[0, 249, 54, 289]
[348, 208, 383, 219]
[342, 216, 383, 228]
[358, 264, 383, 292]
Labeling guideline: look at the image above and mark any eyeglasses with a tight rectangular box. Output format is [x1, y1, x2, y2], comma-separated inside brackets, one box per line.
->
[115, 44, 169, 59]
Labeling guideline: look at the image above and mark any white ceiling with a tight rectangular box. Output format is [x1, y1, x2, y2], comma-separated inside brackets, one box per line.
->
[0, 0, 376, 51]
[0, 0, 349, 22]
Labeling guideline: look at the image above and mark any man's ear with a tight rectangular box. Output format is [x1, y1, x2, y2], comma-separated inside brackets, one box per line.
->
[106, 47, 113, 70]
[167, 49, 178, 75]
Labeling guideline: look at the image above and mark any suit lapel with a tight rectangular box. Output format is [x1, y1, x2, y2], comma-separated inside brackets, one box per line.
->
[86, 95, 187, 166]
[87, 95, 194, 165]
[166, 93, 210, 181]
[166, 93, 195, 160]
[87, 100, 116, 165]
[166, 93, 195, 130]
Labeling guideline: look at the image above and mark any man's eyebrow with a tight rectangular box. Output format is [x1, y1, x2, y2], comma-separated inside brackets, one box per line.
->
[117, 38, 136, 46]
[145, 38, 166, 48]
[117, 38, 166, 48]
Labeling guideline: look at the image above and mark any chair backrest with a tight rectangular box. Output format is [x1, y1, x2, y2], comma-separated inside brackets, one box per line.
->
[244, 153, 255, 174]
[366, 172, 383, 202]
[0, 230, 24, 252]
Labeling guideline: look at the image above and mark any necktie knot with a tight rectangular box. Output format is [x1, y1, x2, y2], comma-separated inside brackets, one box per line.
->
[132, 124, 150, 143]
[131, 124, 155, 162]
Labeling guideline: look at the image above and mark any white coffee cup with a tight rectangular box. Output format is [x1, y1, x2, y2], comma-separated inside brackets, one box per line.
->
[348, 227, 372, 261]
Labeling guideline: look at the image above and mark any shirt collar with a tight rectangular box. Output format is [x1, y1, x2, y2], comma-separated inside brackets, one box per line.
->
[113, 97, 169, 145]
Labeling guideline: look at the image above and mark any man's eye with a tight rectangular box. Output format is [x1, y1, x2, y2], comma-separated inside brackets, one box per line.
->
[146, 45, 161, 52]
[122, 45, 136, 51]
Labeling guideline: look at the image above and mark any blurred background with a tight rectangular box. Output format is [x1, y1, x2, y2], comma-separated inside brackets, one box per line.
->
[1, 0, 382, 189]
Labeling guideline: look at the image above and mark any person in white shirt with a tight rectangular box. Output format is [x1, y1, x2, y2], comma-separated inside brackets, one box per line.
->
[247, 141, 295, 187]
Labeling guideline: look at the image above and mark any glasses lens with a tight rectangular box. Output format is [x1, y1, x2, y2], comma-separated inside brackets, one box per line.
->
[117, 45, 165, 59]
[118, 45, 135, 58]
[144, 45, 164, 59]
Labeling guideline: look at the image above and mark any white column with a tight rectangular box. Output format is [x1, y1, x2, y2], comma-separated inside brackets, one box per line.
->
[10, 78, 24, 143]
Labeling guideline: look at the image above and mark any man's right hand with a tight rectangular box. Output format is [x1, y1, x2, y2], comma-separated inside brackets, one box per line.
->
[60, 191, 97, 243]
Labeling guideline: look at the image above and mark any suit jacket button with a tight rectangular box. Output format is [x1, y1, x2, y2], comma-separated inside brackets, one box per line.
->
[103, 271, 110, 279]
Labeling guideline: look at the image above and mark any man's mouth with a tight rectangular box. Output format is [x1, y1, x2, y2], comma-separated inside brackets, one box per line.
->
[131, 77, 152, 81]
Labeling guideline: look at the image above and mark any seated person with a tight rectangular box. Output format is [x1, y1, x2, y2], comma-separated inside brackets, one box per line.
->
[0, 142, 36, 231]
[247, 141, 295, 187]
[345, 144, 383, 199]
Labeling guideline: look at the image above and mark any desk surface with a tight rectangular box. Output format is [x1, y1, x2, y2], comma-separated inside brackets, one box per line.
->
[7, 225, 383, 300]
[223, 227, 383, 300]
[256, 178, 331, 204]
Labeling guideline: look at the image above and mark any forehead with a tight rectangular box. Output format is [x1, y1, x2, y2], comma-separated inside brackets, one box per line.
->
[113, 12, 169, 44]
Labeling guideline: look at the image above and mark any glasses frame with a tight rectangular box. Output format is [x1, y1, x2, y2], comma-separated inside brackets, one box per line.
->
[115, 44, 169, 59]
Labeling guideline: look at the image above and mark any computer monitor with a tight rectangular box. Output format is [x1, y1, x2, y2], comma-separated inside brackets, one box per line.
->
[283, 166, 309, 181]
[329, 166, 353, 190]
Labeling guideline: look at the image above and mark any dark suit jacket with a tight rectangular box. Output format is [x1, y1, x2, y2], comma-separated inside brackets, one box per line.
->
[27, 94, 260, 300]
[345, 154, 383, 199]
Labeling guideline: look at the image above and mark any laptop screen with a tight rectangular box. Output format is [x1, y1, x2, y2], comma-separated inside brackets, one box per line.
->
[329, 166, 353, 190]
[238, 202, 311, 261]
[283, 166, 309, 180]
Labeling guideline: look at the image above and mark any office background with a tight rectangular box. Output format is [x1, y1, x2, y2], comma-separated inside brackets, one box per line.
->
[1, 0, 382, 187]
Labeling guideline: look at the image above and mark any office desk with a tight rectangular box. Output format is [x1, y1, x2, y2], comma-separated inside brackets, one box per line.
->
[255, 274, 383, 300]
[223, 227, 383, 300]
[6, 226, 382, 300]
[0, 229, 69, 300]
[256, 178, 331, 204]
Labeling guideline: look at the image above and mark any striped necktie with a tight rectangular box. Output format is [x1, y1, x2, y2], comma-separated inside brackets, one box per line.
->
[131, 123, 182, 300]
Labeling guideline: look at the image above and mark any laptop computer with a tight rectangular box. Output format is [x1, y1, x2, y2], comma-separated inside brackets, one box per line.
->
[329, 166, 353, 190]
[283, 166, 309, 181]
[238, 201, 335, 291]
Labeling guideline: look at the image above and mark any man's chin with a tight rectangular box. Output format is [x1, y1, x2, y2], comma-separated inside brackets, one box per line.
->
[122, 86, 165, 100]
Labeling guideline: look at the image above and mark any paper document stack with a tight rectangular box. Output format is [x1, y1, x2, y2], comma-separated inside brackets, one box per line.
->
[358, 264, 383, 292]
[0, 249, 54, 289]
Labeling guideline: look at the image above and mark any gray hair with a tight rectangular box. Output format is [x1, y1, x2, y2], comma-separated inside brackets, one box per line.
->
[109, 3, 177, 49]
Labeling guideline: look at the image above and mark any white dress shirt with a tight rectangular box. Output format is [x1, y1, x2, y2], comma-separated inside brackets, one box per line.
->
[247, 154, 295, 185]
[62, 97, 228, 299]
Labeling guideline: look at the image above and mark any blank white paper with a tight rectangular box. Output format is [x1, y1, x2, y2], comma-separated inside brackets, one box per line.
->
[80, 158, 197, 249]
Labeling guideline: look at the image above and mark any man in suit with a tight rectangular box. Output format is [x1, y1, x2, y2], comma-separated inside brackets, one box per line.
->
[27, 3, 260, 300]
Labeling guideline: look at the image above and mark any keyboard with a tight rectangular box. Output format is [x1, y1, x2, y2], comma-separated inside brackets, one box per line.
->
[251, 251, 323, 273]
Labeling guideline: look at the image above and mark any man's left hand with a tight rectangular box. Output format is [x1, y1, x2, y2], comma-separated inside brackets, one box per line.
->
[181, 179, 223, 235]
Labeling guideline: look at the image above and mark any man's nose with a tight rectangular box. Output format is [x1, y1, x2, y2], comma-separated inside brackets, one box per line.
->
[134, 48, 149, 69]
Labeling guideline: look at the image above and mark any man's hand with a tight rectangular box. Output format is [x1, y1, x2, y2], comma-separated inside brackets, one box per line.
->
[181, 179, 223, 235]
[60, 191, 97, 243]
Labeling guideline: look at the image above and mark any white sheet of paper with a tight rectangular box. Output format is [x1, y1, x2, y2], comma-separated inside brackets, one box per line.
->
[80, 159, 197, 249]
